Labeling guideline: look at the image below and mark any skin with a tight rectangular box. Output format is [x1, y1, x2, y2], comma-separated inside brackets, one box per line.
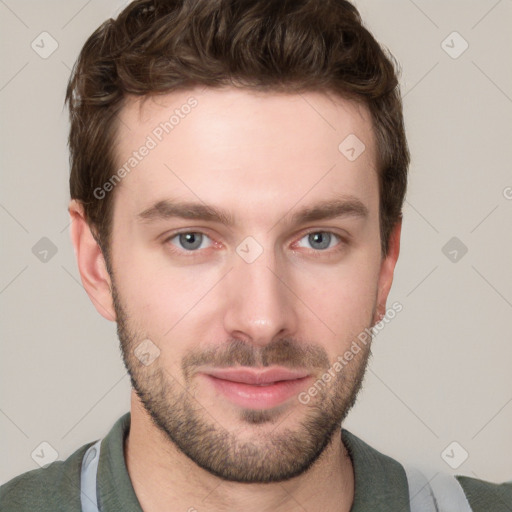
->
[69, 87, 401, 512]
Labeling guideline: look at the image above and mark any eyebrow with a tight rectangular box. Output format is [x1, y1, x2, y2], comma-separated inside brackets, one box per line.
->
[137, 196, 369, 227]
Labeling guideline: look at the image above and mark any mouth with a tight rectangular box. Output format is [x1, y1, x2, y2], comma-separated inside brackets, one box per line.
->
[199, 367, 312, 410]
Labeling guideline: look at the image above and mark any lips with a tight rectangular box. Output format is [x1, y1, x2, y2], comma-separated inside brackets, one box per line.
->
[199, 367, 312, 409]
[204, 367, 310, 385]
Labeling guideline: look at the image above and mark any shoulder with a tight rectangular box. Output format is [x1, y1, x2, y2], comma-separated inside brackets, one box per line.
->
[0, 441, 93, 512]
[342, 428, 512, 511]
[456, 475, 512, 512]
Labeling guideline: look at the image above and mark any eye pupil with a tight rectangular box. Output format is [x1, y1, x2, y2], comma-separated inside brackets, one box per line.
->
[308, 232, 331, 250]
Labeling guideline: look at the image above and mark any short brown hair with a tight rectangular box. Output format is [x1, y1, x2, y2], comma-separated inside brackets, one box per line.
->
[66, 0, 409, 260]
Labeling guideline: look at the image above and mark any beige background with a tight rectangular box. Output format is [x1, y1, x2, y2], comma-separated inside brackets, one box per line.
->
[1, 0, 511, 486]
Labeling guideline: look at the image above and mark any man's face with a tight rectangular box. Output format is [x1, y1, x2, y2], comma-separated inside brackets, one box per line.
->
[107, 87, 389, 483]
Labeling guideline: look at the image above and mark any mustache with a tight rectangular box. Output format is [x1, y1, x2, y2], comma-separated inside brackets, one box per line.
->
[181, 338, 330, 378]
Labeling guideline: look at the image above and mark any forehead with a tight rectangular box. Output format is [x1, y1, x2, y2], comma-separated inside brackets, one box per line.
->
[112, 87, 378, 225]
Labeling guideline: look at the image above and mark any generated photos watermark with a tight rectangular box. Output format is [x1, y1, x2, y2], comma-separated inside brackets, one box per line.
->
[93, 96, 198, 200]
[298, 301, 403, 405]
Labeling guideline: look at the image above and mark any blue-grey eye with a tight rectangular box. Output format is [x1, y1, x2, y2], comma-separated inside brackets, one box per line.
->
[297, 232, 340, 251]
[171, 232, 211, 251]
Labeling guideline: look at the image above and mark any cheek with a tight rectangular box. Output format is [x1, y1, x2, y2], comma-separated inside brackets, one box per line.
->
[292, 252, 380, 341]
[121, 274, 198, 332]
[113, 249, 219, 350]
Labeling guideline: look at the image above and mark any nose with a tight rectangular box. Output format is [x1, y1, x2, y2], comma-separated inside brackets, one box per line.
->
[222, 247, 299, 348]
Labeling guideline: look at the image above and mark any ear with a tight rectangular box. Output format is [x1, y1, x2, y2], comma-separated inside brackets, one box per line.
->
[68, 199, 116, 322]
[373, 218, 402, 324]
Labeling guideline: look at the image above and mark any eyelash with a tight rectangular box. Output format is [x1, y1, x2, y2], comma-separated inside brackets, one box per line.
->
[163, 229, 347, 258]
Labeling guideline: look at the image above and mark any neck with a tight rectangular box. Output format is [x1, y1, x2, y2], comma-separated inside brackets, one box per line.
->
[124, 392, 354, 512]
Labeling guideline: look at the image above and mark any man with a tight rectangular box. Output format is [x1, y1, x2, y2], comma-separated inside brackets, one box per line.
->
[1, 0, 510, 510]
